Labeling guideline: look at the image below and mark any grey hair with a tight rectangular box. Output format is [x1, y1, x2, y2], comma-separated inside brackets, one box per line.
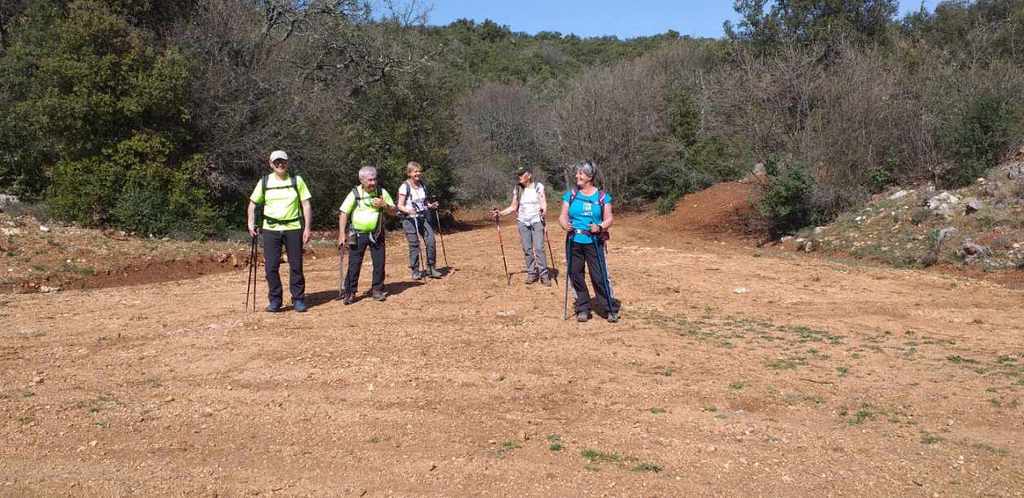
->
[358, 166, 378, 180]
[576, 161, 596, 179]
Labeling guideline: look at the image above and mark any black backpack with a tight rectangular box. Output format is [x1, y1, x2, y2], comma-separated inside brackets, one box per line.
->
[254, 174, 305, 229]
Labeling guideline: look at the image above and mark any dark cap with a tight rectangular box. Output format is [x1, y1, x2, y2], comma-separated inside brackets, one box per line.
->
[515, 166, 531, 176]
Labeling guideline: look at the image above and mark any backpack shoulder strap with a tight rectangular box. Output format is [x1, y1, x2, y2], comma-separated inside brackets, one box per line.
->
[568, 188, 580, 205]
[293, 176, 304, 229]
[598, 190, 607, 208]
[401, 180, 412, 207]
[258, 175, 269, 204]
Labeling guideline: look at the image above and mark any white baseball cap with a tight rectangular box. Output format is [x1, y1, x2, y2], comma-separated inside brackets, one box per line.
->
[269, 150, 289, 162]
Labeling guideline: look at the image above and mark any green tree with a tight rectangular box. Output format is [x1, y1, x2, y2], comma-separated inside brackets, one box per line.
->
[727, 0, 899, 49]
[0, 0, 218, 234]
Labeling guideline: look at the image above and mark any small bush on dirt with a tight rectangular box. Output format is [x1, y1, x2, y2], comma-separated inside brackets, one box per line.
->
[655, 193, 681, 215]
[580, 449, 621, 463]
[757, 158, 820, 237]
[632, 462, 663, 473]
[546, 434, 563, 451]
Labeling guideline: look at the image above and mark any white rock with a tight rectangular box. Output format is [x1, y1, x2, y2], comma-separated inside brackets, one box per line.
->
[888, 190, 910, 200]
[0, 194, 19, 210]
[733, 288, 751, 294]
[39, 225, 50, 233]
[927, 192, 961, 218]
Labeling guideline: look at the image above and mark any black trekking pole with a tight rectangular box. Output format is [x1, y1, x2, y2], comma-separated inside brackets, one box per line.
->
[562, 231, 572, 320]
[433, 208, 449, 268]
[494, 217, 511, 286]
[245, 233, 259, 312]
[337, 239, 346, 300]
[252, 232, 260, 312]
[542, 218, 558, 284]
[595, 237, 616, 309]
[243, 234, 251, 311]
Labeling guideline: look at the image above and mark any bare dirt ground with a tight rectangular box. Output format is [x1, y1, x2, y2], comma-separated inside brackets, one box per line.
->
[3, 213, 1024, 496]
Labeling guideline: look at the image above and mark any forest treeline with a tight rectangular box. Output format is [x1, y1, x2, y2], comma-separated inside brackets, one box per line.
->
[1, 0, 1022, 236]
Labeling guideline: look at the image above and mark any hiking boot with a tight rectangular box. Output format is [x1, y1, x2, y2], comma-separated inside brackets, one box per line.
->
[525, 274, 539, 285]
[607, 311, 620, 323]
[265, 303, 282, 313]
[576, 311, 590, 322]
[341, 293, 354, 305]
[411, 269, 423, 280]
[540, 274, 552, 287]
[293, 300, 308, 313]
[427, 266, 443, 279]
[371, 288, 387, 301]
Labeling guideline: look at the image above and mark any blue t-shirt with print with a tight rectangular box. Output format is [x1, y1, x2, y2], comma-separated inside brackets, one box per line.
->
[563, 189, 612, 244]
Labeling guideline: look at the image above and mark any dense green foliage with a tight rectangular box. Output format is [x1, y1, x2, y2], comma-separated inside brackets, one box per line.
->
[1, 0, 1022, 236]
[757, 158, 819, 237]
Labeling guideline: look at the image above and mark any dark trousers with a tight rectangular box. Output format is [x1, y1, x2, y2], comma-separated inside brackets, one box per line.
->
[344, 233, 386, 295]
[263, 229, 304, 305]
[568, 240, 619, 314]
[402, 216, 436, 270]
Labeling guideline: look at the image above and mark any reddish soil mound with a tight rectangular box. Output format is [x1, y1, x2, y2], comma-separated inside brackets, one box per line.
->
[663, 179, 762, 239]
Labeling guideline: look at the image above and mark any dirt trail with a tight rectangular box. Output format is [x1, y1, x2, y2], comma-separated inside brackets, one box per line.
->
[2, 216, 1023, 496]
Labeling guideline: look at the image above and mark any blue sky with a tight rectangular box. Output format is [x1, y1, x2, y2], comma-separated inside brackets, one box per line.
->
[421, 1, 941, 39]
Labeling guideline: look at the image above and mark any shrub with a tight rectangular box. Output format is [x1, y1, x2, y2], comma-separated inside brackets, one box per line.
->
[49, 133, 222, 237]
[47, 156, 122, 226]
[655, 192, 681, 215]
[940, 94, 1021, 189]
[757, 159, 819, 237]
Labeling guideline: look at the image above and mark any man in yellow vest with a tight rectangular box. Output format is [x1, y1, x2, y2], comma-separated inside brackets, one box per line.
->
[247, 150, 313, 312]
[338, 166, 397, 304]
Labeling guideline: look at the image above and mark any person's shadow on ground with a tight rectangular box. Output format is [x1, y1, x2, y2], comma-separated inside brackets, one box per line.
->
[303, 279, 427, 308]
[303, 290, 343, 309]
[381, 280, 425, 297]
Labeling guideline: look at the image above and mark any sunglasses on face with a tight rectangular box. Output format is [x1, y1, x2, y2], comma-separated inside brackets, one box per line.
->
[272, 160, 288, 167]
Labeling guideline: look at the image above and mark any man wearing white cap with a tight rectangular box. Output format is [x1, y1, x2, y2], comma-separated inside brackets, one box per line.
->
[247, 150, 313, 312]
